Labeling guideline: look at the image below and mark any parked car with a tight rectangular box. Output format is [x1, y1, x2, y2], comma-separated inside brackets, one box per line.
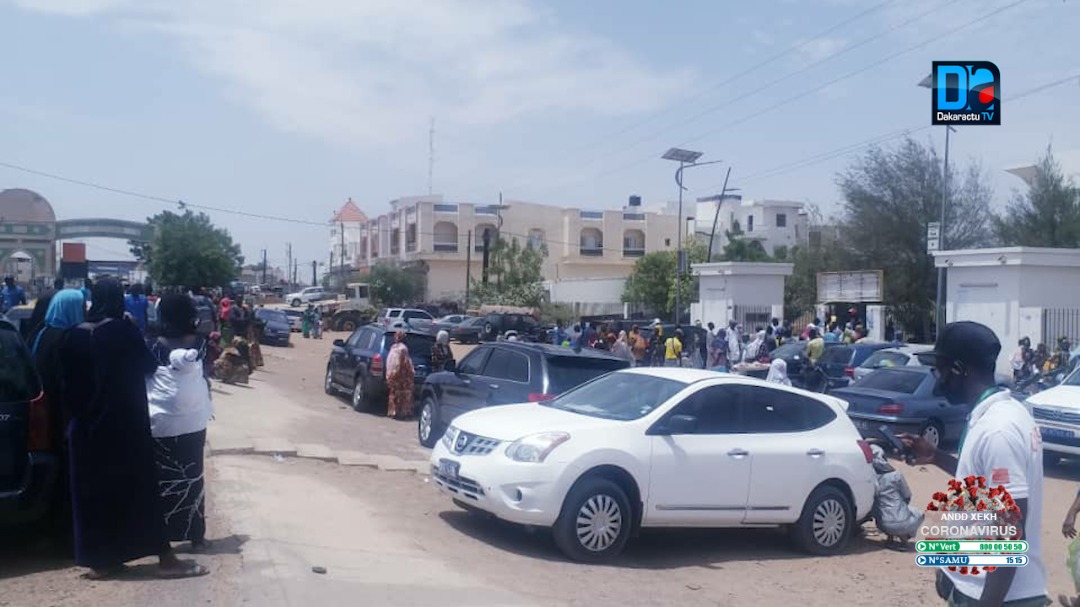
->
[768, 341, 842, 389]
[432, 314, 471, 332]
[832, 367, 964, 449]
[286, 286, 328, 307]
[380, 308, 435, 330]
[0, 317, 59, 528]
[1022, 368, 1080, 466]
[254, 308, 292, 347]
[816, 343, 899, 391]
[430, 368, 875, 561]
[282, 309, 304, 332]
[324, 326, 435, 411]
[450, 317, 485, 344]
[417, 342, 630, 447]
[852, 345, 932, 382]
[480, 312, 543, 341]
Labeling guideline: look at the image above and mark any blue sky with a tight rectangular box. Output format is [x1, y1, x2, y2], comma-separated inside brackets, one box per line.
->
[1, 0, 1077, 272]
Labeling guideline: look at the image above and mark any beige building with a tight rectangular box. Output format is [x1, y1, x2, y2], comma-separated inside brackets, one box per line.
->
[350, 195, 680, 300]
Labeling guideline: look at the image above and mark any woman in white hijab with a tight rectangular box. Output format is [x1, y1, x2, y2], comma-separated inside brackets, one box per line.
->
[744, 330, 766, 362]
[765, 358, 791, 386]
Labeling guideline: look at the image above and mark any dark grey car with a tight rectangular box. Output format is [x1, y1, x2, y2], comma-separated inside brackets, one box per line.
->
[832, 367, 968, 449]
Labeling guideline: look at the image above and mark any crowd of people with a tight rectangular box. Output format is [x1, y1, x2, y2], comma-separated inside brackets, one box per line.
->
[1011, 335, 1075, 385]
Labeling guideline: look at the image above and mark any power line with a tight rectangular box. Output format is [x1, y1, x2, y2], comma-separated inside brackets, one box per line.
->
[520, 0, 1033, 202]
[494, 0, 898, 192]
[0, 160, 329, 227]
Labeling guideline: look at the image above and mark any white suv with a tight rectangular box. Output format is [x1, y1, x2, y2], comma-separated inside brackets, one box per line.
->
[430, 367, 876, 561]
[381, 308, 434, 329]
[1023, 368, 1080, 466]
[287, 286, 326, 307]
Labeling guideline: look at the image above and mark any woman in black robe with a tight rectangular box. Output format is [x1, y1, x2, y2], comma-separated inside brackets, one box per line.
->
[59, 278, 208, 579]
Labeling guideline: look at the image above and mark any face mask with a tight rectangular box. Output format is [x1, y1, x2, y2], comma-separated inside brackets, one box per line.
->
[932, 370, 967, 405]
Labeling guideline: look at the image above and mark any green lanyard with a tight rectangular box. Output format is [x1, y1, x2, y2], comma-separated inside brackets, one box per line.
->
[956, 387, 1002, 462]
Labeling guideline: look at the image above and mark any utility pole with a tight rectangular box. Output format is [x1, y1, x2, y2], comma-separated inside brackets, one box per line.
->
[261, 249, 267, 285]
[481, 228, 491, 285]
[286, 243, 293, 288]
[292, 260, 298, 286]
[465, 229, 472, 308]
[311, 260, 317, 287]
[339, 221, 346, 291]
[706, 167, 733, 262]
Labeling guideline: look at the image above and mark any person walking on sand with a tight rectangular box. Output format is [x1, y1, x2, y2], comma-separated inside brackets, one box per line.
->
[385, 331, 415, 419]
[59, 278, 208, 580]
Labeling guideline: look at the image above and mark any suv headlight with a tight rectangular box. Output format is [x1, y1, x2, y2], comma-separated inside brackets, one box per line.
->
[504, 432, 570, 463]
[442, 426, 459, 451]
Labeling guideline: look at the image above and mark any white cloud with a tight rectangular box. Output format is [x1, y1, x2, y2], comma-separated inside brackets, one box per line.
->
[12, 0, 692, 146]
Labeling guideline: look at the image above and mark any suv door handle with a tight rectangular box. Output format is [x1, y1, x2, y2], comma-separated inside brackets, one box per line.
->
[727, 448, 749, 458]
[806, 449, 825, 457]
[488, 384, 500, 390]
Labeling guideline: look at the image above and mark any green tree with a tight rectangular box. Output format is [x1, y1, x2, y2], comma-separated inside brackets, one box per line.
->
[622, 238, 707, 319]
[471, 236, 547, 307]
[837, 137, 994, 335]
[130, 210, 243, 288]
[367, 262, 424, 307]
[718, 226, 771, 262]
[995, 146, 1080, 247]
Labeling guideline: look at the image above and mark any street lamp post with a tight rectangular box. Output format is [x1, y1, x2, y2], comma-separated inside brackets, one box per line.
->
[919, 74, 957, 334]
[661, 148, 723, 325]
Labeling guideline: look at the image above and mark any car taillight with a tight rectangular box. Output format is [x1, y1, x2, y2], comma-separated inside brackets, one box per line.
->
[528, 393, 555, 402]
[857, 440, 873, 464]
[877, 403, 904, 415]
[370, 354, 384, 375]
[28, 392, 52, 452]
[844, 366, 855, 378]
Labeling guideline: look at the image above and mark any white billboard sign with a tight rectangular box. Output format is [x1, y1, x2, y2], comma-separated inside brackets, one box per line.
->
[816, 271, 884, 303]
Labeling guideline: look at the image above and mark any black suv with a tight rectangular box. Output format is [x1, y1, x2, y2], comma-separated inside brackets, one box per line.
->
[480, 312, 544, 341]
[0, 317, 58, 527]
[324, 325, 435, 411]
[416, 342, 630, 446]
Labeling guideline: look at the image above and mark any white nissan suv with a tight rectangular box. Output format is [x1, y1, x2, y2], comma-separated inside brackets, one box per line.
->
[1024, 368, 1080, 466]
[430, 367, 876, 561]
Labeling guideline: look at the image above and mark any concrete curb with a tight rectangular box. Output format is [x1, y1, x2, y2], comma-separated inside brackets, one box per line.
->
[211, 440, 430, 475]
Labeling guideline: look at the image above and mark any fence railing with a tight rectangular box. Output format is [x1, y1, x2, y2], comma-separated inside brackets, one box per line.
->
[1042, 308, 1080, 346]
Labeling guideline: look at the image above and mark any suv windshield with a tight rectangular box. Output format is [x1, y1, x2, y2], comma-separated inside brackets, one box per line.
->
[543, 372, 685, 421]
[860, 350, 911, 369]
[0, 326, 40, 403]
[855, 369, 925, 394]
[258, 309, 288, 324]
[545, 355, 629, 394]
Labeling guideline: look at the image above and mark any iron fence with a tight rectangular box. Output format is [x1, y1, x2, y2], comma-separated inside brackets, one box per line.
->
[1042, 308, 1080, 346]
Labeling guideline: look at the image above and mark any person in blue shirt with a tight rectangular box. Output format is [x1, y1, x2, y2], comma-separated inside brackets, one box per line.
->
[124, 282, 149, 333]
[80, 278, 93, 306]
[1, 276, 27, 312]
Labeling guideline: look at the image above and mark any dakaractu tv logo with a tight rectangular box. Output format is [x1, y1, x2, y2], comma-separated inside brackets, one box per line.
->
[932, 61, 1001, 126]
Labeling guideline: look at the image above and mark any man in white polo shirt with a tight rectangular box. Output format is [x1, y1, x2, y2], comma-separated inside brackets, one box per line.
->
[903, 321, 1047, 607]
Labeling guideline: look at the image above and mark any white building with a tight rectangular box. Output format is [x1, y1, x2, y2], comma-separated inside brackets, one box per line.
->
[678, 196, 809, 258]
[934, 247, 1080, 375]
[690, 261, 792, 329]
[328, 199, 368, 272]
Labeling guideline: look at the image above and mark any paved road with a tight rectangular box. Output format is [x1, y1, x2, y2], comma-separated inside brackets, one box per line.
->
[10, 331, 1080, 606]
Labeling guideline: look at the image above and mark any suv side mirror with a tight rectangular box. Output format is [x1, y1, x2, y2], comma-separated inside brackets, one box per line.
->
[333, 339, 346, 348]
[666, 414, 698, 435]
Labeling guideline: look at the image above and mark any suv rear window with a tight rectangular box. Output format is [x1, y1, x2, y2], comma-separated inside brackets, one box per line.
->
[545, 355, 629, 394]
[856, 369, 925, 394]
[382, 332, 435, 357]
[0, 326, 40, 403]
[819, 346, 854, 365]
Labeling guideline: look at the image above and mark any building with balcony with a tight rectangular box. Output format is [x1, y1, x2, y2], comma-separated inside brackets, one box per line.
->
[349, 194, 680, 300]
[683, 196, 809, 258]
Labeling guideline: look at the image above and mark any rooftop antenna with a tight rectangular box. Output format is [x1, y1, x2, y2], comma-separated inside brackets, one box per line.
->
[428, 117, 435, 195]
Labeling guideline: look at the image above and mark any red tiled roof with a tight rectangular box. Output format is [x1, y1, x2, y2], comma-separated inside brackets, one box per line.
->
[331, 199, 367, 223]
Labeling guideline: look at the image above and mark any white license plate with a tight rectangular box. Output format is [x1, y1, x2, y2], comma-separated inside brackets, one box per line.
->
[437, 459, 460, 480]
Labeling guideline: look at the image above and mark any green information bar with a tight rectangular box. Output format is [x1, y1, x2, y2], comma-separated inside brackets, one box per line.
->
[916, 540, 1028, 554]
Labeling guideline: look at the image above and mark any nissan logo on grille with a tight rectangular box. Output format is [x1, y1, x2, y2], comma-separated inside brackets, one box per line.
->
[454, 432, 471, 453]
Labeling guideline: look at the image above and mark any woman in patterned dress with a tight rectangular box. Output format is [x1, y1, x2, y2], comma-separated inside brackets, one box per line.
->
[385, 331, 415, 419]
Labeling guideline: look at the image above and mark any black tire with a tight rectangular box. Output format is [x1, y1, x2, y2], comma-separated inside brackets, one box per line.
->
[339, 317, 357, 333]
[484, 322, 495, 340]
[291, 298, 302, 307]
[351, 373, 371, 412]
[791, 485, 854, 556]
[417, 395, 444, 448]
[920, 420, 944, 450]
[553, 477, 632, 562]
[324, 366, 336, 395]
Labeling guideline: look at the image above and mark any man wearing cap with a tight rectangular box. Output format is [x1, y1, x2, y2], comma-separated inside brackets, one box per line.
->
[902, 321, 1046, 607]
